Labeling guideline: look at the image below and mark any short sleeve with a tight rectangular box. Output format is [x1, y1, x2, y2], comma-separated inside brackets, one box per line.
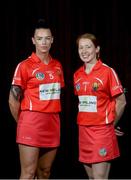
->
[12, 62, 28, 90]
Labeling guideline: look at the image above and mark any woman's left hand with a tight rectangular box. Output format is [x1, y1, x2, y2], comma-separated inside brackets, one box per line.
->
[115, 126, 124, 136]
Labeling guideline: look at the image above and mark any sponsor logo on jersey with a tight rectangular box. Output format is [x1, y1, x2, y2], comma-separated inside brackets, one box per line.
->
[99, 148, 107, 157]
[36, 72, 45, 80]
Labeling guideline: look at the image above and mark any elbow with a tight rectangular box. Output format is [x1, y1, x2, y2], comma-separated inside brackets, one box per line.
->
[8, 98, 12, 107]
[124, 100, 127, 108]
[8, 99, 13, 110]
[124, 96, 127, 107]
[122, 99, 127, 109]
[123, 94, 127, 108]
[8, 96, 13, 107]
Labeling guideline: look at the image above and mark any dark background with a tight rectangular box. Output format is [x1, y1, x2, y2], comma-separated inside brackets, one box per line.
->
[0, 0, 131, 179]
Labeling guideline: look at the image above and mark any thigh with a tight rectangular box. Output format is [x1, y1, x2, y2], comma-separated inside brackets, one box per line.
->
[36, 148, 57, 179]
[84, 164, 93, 179]
[38, 148, 57, 168]
[92, 161, 111, 179]
[19, 144, 39, 170]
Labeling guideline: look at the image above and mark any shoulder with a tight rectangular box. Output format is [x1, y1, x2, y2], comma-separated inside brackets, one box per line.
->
[98, 61, 119, 80]
[52, 58, 63, 68]
[74, 66, 83, 77]
[102, 62, 117, 74]
[52, 58, 61, 64]
[102, 62, 111, 69]
[15, 56, 32, 70]
[99, 60, 115, 73]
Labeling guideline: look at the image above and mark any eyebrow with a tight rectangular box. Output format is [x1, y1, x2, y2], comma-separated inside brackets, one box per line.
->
[35, 35, 52, 38]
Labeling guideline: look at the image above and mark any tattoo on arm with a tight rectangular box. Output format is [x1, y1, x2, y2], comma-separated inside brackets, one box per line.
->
[10, 85, 23, 101]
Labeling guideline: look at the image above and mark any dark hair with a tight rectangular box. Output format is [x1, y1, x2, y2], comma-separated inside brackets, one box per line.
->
[31, 18, 51, 37]
[35, 19, 50, 29]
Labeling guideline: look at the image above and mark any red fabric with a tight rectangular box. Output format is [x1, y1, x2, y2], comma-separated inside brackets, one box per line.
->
[16, 111, 60, 147]
[12, 52, 65, 112]
[74, 60, 124, 125]
[79, 123, 120, 163]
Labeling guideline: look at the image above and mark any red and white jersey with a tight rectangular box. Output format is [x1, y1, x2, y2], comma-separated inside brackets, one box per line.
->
[12, 52, 65, 113]
[74, 60, 124, 125]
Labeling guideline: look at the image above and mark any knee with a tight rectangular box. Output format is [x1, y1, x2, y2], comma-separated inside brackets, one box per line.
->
[93, 171, 107, 179]
[20, 167, 36, 179]
[42, 168, 51, 179]
[37, 167, 51, 179]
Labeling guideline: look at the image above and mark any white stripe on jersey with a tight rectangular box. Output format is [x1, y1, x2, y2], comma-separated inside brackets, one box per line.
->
[105, 109, 109, 124]
[102, 63, 121, 86]
[75, 78, 82, 83]
[110, 68, 120, 85]
[14, 63, 21, 77]
[94, 77, 104, 85]
[32, 68, 40, 75]
[12, 63, 21, 84]
[29, 100, 32, 111]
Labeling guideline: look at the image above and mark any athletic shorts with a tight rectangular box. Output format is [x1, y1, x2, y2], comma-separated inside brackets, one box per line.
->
[16, 111, 60, 147]
[79, 123, 120, 163]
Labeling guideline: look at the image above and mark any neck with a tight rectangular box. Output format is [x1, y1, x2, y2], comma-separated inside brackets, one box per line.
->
[85, 60, 97, 74]
[36, 52, 50, 64]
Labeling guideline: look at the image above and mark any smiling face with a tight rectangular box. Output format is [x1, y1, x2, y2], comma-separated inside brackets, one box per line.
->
[78, 38, 100, 64]
[32, 28, 53, 54]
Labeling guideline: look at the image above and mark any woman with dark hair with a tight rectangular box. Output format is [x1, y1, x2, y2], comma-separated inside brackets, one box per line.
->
[9, 19, 65, 179]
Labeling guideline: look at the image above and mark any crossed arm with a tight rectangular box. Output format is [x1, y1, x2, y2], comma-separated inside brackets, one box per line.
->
[8, 85, 23, 122]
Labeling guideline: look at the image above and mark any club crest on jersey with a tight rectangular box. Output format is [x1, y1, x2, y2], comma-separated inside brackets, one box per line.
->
[76, 83, 80, 91]
[99, 148, 107, 157]
[36, 72, 45, 80]
[92, 82, 99, 91]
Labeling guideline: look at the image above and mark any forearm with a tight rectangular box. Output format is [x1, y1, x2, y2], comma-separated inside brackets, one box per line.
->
[114, 104, 126, 126]
[8, 85, 23, 122]
[114, 93, 126, 127]
[9, 99, 20, 122]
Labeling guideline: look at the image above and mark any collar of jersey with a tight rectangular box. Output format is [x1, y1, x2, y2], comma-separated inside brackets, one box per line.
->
[30, 52, 52, 64]
[83, 59, 102, 72]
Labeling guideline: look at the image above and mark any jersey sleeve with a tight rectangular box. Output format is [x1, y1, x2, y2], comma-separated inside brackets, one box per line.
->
[109, 68, 124, 97]
[12, 62, 28, 90]
[73, 73, 78, 95]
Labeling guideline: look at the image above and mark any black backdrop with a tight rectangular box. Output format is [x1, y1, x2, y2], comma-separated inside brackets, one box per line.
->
[0, 0, 131, 179]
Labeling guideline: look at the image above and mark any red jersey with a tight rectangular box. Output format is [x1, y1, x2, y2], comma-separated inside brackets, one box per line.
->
[74, 60, 124, 125]
[12, 52, 65, 113]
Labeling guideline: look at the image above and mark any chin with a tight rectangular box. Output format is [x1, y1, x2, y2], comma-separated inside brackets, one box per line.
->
[82, 59, 91, 63]
[41, 50, 48, 53]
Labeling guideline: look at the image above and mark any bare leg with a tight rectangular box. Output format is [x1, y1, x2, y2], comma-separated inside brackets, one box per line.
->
[19, 144, 39, 179]
[36, 148, 57, 179]
[84, 162, 111, 179]
[36, 147, 57, 179]
[92, 162, 111, 179]
[84, 164, 93, 179]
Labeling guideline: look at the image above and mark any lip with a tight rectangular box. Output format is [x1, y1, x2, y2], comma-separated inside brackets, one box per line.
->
[41, 45, 48, 48]
[41, 46, 48, 50]
[82, 55, 89, 59]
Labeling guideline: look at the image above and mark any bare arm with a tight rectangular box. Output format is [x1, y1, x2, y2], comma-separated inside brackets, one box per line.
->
[114, 93, 126, 136]
[114, 93, 126, 126]
[8, 85, 23, 122]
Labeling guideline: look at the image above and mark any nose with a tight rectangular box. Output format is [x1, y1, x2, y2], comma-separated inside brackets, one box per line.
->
[82, 48, 88, 53]
[42, 38, 46, 44]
